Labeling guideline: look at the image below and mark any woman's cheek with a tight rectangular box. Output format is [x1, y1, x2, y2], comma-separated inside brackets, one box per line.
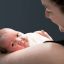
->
[50, 15, 56, 23]
[52, 18, 58, 25]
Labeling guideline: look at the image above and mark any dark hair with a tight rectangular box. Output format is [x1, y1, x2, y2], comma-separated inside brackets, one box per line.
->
[0, 47, 7, 53]
[50, 0, 64, 13]
[0, 28, 8, 53]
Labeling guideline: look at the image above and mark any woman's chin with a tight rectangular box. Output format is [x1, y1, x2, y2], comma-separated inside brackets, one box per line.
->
[59, 26, 64, 32]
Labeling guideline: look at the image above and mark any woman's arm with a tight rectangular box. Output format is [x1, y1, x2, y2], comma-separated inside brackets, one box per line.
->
[0, 42, 64, 64]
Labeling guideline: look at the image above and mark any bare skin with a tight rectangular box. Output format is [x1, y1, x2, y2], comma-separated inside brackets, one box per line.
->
[0, 0, 64, 64]
[0, 42, 64, 64]
[34, 30, 53, 41]
[1, 29, 29, 52]
[41, 0, 64, 32]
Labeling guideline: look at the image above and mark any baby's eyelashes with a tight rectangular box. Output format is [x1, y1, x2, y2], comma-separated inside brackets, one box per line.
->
[17, 34, 19, 37]
[12, 43, 14, 46]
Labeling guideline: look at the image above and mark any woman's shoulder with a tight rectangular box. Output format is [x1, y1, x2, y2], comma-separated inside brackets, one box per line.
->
[0, 42, 64, 64]
[44, 42, 64, 64]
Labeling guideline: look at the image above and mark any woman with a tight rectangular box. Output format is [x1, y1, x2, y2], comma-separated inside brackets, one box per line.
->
[0, 0, 64, 64]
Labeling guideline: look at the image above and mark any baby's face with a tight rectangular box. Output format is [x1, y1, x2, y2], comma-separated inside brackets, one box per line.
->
[2, 29, 29, 52]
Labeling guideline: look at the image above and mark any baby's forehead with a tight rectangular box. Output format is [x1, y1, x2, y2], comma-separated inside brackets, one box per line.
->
[3, 28, 23, 36]
[3, 28, 21, 33]
[5, 29, 16, 32]
[2, 29, 16, 36]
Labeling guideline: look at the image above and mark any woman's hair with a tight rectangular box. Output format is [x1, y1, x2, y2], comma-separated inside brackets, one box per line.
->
[0, 28, 8, 53]
[50, 0, 64, 13]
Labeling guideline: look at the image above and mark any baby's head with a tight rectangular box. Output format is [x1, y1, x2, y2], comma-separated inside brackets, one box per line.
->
[0, 28, 29, 53]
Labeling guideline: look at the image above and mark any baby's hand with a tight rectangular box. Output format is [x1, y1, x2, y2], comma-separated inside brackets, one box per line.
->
[23, 36, 29, 48]
[34, 30, 53, 41]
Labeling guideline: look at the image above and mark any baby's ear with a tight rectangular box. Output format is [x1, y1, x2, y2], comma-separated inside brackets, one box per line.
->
[0, 47, 7, 53]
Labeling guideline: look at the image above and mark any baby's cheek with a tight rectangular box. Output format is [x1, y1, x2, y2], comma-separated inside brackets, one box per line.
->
[14, 46, 24, 51]
[24, 41, 29, 48]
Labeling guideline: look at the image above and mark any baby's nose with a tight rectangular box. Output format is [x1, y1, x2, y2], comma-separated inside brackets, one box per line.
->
[19, 35, 25, 40]
[18, 39, 24, 45]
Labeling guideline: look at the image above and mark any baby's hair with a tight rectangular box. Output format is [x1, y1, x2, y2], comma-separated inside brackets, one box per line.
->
[0, 47, 7, 53]
[0, 28, 10, 53]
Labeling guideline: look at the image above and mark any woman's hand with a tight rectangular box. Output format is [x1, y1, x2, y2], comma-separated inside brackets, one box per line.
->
[34, 30, 53, 41]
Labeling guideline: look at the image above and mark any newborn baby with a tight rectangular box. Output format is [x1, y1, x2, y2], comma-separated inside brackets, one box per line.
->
[0, 28, 50, 53]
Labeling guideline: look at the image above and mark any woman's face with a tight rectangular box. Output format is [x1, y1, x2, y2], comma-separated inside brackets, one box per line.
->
[41, 0, 64, 32]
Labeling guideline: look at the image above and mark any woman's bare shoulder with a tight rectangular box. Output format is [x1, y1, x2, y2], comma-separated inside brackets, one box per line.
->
[0, 42, 64, 64]
[42, 42, 64, 64]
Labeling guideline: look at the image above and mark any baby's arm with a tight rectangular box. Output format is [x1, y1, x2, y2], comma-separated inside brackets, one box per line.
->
[34, 30, 53, 41]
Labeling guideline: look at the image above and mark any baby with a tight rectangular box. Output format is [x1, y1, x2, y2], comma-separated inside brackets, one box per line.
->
[0, 28, 51, 53]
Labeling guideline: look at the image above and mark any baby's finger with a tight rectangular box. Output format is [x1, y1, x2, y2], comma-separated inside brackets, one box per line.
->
[34, 31, 40, 33]
[41, 30, 45, 33]
[44, 32, 53, 41]
[41, 30, 53, 41]
[24, 36, 28, 42]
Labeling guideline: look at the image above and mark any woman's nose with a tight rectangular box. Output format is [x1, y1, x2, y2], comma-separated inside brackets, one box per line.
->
[45, 10, 50, 18]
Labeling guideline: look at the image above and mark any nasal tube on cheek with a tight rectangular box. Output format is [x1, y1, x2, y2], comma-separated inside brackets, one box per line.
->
[21, 34, 26, 38]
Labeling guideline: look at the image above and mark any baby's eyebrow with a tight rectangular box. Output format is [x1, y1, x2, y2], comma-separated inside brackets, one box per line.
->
[16, 31, 19, 34]
[16, 31, 26, 38]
